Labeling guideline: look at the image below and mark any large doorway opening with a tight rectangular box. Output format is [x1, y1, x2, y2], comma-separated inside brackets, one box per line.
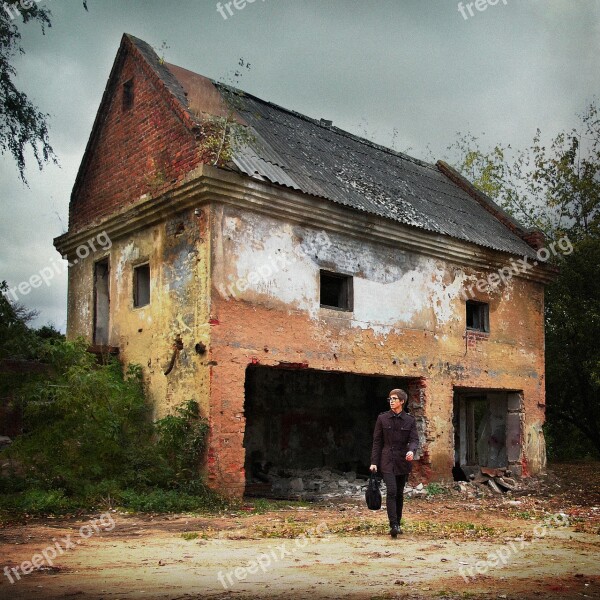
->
[243, 365, 416, 497]
[453, 388, 523, 480]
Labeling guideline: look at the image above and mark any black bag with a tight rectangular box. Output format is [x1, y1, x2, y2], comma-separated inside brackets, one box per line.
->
[365, 472, 382, 510]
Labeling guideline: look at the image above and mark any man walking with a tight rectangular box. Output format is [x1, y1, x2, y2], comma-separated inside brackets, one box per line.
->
[370, 389, 419, 538]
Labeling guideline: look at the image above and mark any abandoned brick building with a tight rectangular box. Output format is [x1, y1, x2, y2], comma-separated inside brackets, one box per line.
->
[54, 34, 553, 497]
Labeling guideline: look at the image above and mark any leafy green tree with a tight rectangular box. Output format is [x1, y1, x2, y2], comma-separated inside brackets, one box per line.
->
[0, 1, 55, 182]
[6, 340, 155, 493]
[445, 102, 600, 239]
[1, 284, 215, 511]
[444, 132, 510, 201]
[2, 336, 212, 505]
[0, 280, 40, 359]
[0, 0, 87, 182]
[545, 231, 600, 457]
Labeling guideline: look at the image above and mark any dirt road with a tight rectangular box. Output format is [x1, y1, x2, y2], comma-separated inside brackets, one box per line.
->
[1, 463, 599, 599]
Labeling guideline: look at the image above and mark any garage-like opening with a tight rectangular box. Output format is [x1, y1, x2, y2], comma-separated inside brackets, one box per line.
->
[243, 365, 416, 498]
[453, 388, 523, 481]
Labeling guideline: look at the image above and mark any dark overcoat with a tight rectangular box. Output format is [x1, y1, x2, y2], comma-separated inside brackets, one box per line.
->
[370, 410, 419, 475]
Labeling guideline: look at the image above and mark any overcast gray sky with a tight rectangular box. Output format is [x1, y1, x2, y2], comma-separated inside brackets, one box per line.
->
[1, 0, 599, 330]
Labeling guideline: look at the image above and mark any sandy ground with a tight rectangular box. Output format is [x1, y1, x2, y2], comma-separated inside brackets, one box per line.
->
[0, 463, 599, 600]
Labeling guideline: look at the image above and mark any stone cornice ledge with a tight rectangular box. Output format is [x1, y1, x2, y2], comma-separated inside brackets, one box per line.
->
[54, 165, 556, 284]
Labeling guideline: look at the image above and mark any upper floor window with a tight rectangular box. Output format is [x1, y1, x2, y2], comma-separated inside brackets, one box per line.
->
[466, 300, 489, 333]
[123, 78, 134, 111]
[320, 270, 353, 311]
[133, 263, 150, 308]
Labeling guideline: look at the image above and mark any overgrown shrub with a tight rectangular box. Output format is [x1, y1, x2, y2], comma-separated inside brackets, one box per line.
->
[3, 339, 155, 492]
[0, 336, 223, 514]
[154, 399, 210, 489]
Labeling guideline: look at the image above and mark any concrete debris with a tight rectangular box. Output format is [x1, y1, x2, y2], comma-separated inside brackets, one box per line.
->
[461, 467, 523, 495]
[249, 468, 431, 500]
[288, 477, 304, 492]
[247, 466, 527, 500]
[487, 478, 503, 495]
[495, 476, 516, 490]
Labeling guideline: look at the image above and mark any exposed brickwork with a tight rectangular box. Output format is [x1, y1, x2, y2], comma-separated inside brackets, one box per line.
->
[69, 41, 201, 232]
[464, 329, 490, 349]
[206, 283, 545, 494]
[407, 378, 432, 484]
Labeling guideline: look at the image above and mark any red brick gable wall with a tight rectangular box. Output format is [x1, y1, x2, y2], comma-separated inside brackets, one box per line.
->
[69, 49, 201, 232]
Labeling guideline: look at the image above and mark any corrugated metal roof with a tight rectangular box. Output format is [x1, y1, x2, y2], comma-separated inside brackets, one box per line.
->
[220, 87, 533, 256]
[221, 86, 536, 258]
[127, 36, 536, 258]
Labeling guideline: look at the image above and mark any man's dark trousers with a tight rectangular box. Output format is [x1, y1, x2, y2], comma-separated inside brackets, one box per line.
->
[383, 473, 408, 526]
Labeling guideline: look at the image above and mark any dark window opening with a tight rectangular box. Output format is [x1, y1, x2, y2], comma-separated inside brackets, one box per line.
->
[320, 270, 353, 311]
[133, 263, 150, 308]
[123, 79, 134, 111]
[466, 300, 489, 332]
[93, 259, 110, 345]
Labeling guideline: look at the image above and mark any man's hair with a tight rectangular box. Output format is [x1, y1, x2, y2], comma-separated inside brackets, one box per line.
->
[389, 388, 407, 402]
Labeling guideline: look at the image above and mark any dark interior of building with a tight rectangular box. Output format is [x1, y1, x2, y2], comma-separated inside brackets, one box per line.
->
[243, 365, 412, 495]
[452, 389, 517, 481]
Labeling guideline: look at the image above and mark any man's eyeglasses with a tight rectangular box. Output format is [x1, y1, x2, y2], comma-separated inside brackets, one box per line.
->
[388, 397, 400, 402]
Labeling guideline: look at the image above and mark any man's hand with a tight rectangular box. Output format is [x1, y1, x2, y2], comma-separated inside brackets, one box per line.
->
[369, 464, 377, 472]
[405, 451, 414, 462]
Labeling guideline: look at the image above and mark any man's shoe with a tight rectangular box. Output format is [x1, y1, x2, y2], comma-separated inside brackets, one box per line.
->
[390, 525, 399, 538]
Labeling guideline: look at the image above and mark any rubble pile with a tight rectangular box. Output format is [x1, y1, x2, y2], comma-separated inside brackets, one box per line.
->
[246, 465, 529, 500]
[247, 468, 430, 500]
[459, 466, 519, 495]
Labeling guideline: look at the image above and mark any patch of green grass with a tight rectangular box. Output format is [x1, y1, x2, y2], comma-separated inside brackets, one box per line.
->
[116, 488, 229, 513]
[181, 532, 199, 540]
[425, 482, 448, 496]
[407, 519, 496, 536]
[247, 498, 309, 513]
[512, 510, 538, 520]
[0, 489, 82, 516]
[0, 486, 231, 519]
[251, 517, 498, 540]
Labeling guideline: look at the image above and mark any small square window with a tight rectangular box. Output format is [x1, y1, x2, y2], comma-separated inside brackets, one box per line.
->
[133, 263, 150, 308]
[320, 270, 353, 311]
[466, 300, 489, 333]
[123, 79, 134, 111]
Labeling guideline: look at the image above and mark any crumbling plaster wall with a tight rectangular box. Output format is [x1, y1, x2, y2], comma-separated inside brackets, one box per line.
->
[66, 207, 212, 423]
[208, 204, 546, 494]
